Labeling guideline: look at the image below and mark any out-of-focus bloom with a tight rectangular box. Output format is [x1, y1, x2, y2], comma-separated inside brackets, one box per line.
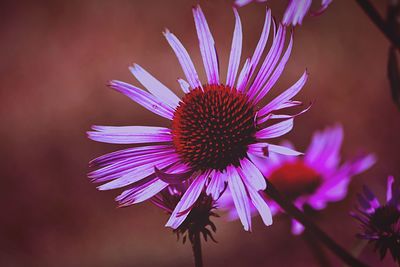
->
[235, 0, 267, 8]
[152, 181, 219, 243]
[352, 176, 400, 264]
[220, 125, 375, 234]
[88, 5, 309, 231]
[234, 0, 333, 26]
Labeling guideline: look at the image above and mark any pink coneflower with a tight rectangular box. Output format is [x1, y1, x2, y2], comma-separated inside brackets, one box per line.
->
[221, 125, 375, 234]
[352, 176, 400, 264]
[234, 0, 333, 26]
[88, 5, 308, 231]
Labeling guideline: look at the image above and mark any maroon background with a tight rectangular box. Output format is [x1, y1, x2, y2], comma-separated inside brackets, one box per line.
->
[1, 0, 399, 266]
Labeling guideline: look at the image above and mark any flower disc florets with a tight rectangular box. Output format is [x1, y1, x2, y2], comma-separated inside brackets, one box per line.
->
[268, 161, 322, 200]
[172, 84, 257, 172]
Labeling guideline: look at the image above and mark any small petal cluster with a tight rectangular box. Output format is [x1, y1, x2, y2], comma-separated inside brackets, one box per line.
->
[220, 125, 375, 234]
[352, 176, 400, 264]
[235, 0, 333, 26]
[152, 181, 219, 243]
[88, 6, 308, 231]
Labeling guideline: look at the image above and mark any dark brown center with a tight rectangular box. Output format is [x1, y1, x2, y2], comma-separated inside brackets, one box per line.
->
[171, 84, 257, 172]
[268, 161, 322, 200]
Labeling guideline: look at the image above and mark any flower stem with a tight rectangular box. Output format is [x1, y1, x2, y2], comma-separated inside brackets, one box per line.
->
[265, 182, 369, 267]
[355, 0, 400, 49]
[303, 228, 332, 267]
[191, 231, 203, 267]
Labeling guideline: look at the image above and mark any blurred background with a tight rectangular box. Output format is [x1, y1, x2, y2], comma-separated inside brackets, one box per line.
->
[0, 0, 399, 266]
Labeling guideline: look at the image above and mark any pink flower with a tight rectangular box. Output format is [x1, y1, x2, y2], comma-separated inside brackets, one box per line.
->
[88, 6, 308, 231]
[235, 0, 333, 26]
[220, 125, 375, 234]
[352, 176, 400, 264]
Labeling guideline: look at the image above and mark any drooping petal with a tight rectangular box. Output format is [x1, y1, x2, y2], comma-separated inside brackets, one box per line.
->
[291, 219, 305, 235]
[109, 80, 174, 119]
[240, 172, 272, 226]
[117, 179, 168, 206]
[282, 0, 312, 26]
[305, 125, 343, 172]
[89, 145, 172, 168]
[237, 0, 268, 7]
[248, 142, 303, 158]
[97, 155, 179, 190]
[238, 158, 266, 191]
[89, 149, 177, 182]
[87, 126, 172, 144]
[256, 118, 294, 139]
[165, 172, 208, 229]
[206, 170, 227, 200]
[177, 78, 190, 94]
[227, 166, 252, 231]
[226, 8, 243, 88]
[387, 176, 394, 202]
[193, 6, 219, 85]
[163, 30, 202, 89]
[129, 64, 180, 108]
[258, 70, 308, 117]
[154, 164, 193, 184]
[312, 0, 333, 16]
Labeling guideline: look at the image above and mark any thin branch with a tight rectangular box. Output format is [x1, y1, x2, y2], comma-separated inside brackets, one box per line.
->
[355, 0, 400, 48]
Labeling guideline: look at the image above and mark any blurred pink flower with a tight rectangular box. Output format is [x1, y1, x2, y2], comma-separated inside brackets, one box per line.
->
[220, 125, 375, 234]
[88, 6, 308, 231]
[235, 0, 333, 26]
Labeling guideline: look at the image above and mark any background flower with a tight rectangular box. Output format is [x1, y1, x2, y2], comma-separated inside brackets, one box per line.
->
[220, 125, 375, 235]
[352, 176, 400, 264]
[235, 0, 333, 26]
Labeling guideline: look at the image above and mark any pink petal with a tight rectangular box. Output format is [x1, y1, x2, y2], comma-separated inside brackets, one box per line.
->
[227, 166, 252, 231]
[226, 8, 243, 88]
[258, 70, 308, 117]
[193, 6, 219, 85]
[165, 172, 208, 229]
[109, 80, 174, 120]
[177, 78, 190, 94]
[254, 32, 293, 104]
[238, 158, 266, 191]
[129, 64, 180, 108]
[88, 126, 172, 144]
[163, 30, 202, 89]
[117, 179, 168, 206]
[256, 118, 294, 139]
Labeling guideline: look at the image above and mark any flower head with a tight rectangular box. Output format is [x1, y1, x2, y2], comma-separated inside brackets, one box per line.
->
[152, 182, 219, 243]
[352, 176, 400, 264]
[235, 0, 333, 26]
[88, 6, 308, 231]
[220, 125, 375, 234]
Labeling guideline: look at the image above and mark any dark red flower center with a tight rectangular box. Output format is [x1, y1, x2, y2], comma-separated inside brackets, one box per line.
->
[268, 161, 322, 200]
[171, 84, 257, 172]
